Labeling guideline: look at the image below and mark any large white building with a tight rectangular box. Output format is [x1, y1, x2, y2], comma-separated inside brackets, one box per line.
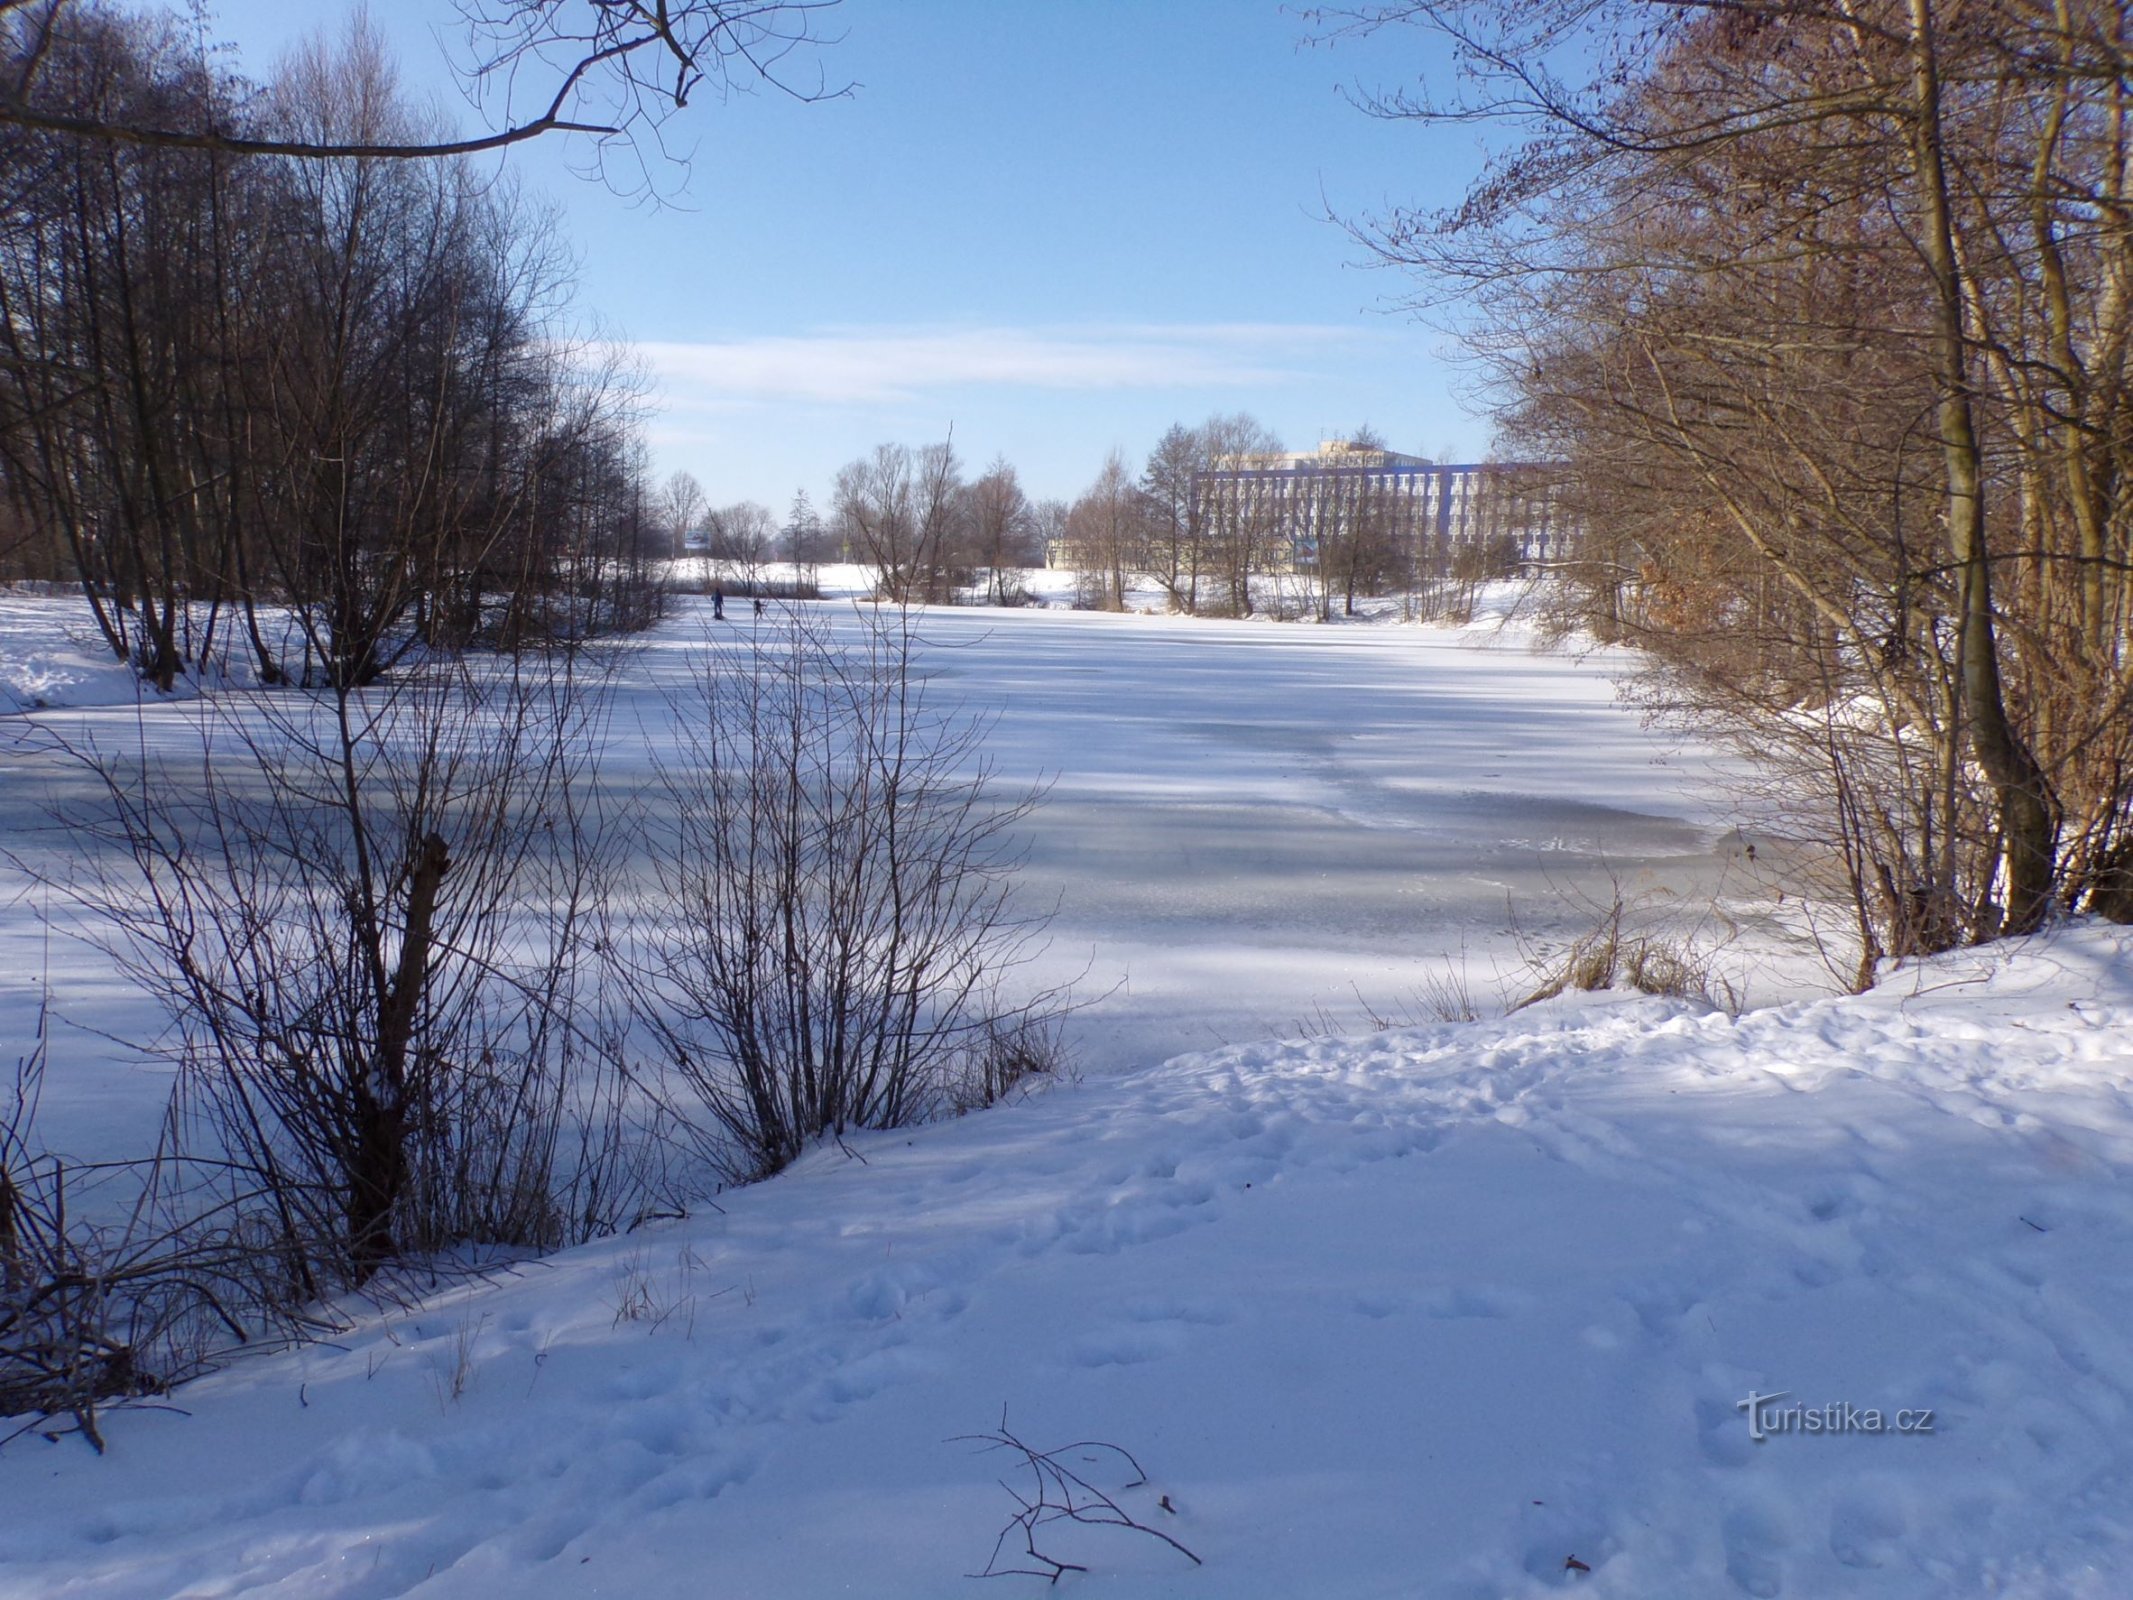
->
[1193, 441, 1572, 571]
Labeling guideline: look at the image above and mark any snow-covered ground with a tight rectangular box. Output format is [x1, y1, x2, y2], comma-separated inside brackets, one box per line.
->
[9, 582, 2122, 1596]
[0, 587, 152, 714]
[2, 926, 2129, 1597]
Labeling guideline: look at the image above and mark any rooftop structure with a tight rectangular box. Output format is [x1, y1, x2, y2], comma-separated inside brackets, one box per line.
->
[1211, 441, 1437, 474]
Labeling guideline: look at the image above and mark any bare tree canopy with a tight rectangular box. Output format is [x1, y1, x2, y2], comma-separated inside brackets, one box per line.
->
[0, 8, 671, 685]
[0, 0, 845, 171]
[1320, 0, 2133, 955]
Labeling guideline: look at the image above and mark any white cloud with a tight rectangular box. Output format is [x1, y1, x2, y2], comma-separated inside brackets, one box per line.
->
[638, 323, 1366, 409]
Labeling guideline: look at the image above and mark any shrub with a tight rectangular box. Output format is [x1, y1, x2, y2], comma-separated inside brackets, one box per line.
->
[639, 604, 1063, 1181]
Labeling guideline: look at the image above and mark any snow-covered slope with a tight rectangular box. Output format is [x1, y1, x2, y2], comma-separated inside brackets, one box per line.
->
[0, 590, 144, 715]
[4, 926, 2129, 1598]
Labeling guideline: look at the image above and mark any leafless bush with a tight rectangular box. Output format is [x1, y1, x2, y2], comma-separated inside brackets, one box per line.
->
[637, 604, 1065, 1182]
[0, 1005, 293, 1451]
[47, 643, 643, 1293]
[1409, 960, 1488, 1025]
[947, 1015, 1072, 1115]
[953, 1411, 1202, 1584]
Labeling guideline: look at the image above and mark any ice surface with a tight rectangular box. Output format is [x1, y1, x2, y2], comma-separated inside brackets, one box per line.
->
[3, 585, 1797, 1156]
[627, 589, 1800, 1071]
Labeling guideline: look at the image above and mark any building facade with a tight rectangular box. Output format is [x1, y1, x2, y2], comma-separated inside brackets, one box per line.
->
[1192, 442, 1572, 573]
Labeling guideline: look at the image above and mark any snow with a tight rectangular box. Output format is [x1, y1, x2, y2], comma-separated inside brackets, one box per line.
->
[0, 589, 306, 714]
[653, 578, 1814, 1065]
[2, 927, 2130, 1597]
[0, 589, 145, 714]
[3, 581, 1810, 1160]
[887, 595, 1783, 1059]
[6, 583, 2126, 1596]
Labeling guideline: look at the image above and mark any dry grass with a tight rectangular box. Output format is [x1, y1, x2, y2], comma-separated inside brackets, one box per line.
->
[1512, 891, 1745, 1014]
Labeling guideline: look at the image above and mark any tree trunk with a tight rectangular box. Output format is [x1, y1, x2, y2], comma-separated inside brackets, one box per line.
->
[347, 829, 450, 1278]
[1907, 0, 2058, 933]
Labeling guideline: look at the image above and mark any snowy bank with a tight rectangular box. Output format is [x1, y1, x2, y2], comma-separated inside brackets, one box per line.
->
[2, 925, 2129, 1597]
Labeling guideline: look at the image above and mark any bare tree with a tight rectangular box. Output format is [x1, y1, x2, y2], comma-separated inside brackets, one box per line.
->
[833, 437, 966, 603]
[0, 0, 845, 196]
[1197, 413, 1283, 617]
[1066, 451, 1140, 611]
[783, 486, 829, 587]
[1140, 423, 1205, 614]
[833, 444, 914, 597]
[967, 455, 1035, 604]
[47, 640, 636, 1289]
[1030, 497, 1070, 573]
[707, 499, 778, 591]
[911, 437, 971, 601]
[636, 604, 1061, 1180]
[1325, 0, 2133, 952]
[1313, 425, 1406, 618]
[660, 471, 707, 558]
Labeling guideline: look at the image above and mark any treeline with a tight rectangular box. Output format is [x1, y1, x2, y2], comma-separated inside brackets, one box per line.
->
[1350, 0, 2133, 964]
[673, 416, 1493, 618]
[662, 445, 1056, 605]
[0, 6, 664, 690]
[831, 441, 1054, 604]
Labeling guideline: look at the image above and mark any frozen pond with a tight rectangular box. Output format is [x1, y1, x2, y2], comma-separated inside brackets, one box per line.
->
[621, 597, 1778, 1070]
[2, 592, 1786, 1156]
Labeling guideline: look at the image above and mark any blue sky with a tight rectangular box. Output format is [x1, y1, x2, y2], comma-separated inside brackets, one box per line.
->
[181, 0, 1488, 509]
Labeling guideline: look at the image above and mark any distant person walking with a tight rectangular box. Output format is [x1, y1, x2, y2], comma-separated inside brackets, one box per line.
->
[753, 597, 765, 618]
[712, 586, 725, 621]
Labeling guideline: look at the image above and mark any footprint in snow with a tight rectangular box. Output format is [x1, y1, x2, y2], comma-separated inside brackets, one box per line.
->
[1828, 1486, 1907, 1570]
[847, 1267, 945, 1322]
[1624, 1282, 1705, 1340]
[627, 1449, 759, 1514]
[1058, 1202, 1195, 1254]
[1791, 1256, 1843, 1289]
[1694, 1394, 1753, 1468]
[1424, 1284, 1532, 1320]
[1120, 1295, 1234, 1326]
[815, 1344, 933, 1410]
[1721, 1501, 1790, 1597]
[1516, 1512, 1615, 1587]
[1155, 1178, 1217, 1209]
[1069, 1325, 1187, 1367]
